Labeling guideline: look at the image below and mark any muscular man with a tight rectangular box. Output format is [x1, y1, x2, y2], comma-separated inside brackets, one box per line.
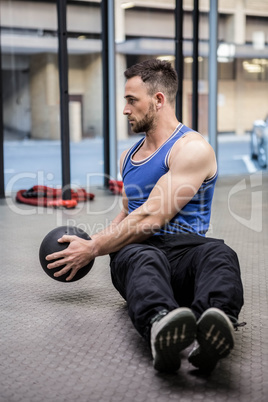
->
[46, 59, 244, 374]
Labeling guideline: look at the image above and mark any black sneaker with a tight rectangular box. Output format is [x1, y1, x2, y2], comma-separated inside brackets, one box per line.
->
[188, 308, 235, 373]
[150, 307, 196, 373]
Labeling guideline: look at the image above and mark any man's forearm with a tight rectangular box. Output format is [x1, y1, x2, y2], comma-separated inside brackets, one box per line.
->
[91, 207, 162, 257]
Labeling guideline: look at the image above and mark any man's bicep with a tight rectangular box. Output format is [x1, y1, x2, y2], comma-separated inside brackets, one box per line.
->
[167, 170, 201, 212]
[138, 171, 194, 226]
[143, 150, 210, 223]
[158, 170, 199, 217]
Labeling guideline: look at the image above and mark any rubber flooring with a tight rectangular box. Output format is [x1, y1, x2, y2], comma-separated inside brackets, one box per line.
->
[0, 173, 267, 402]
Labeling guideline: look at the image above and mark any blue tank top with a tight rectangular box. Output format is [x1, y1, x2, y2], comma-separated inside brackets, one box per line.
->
[122, 123, 218, 236]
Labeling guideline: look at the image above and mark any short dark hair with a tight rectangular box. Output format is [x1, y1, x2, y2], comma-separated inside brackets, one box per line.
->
[124, 59, 178, 105]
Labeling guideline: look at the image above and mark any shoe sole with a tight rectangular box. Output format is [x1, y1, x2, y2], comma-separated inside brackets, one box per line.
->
[191, 308, 234, 372]
[151, 308, 196, 372]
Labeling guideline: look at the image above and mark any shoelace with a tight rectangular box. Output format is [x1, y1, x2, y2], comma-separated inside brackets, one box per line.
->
[150, 309, 169, 326]
[234, 321, 247, 331]
[227, 314, 247, 331]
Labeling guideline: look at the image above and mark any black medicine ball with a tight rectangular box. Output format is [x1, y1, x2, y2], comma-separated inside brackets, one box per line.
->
[39, 225, 94, 282]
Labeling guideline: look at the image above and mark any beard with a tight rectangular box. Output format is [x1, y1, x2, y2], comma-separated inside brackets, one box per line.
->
[130, 103, 156, 134]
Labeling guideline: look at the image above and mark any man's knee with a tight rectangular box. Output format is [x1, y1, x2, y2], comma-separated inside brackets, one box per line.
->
[110, 243, 166, 290]
[202, 241, 239, 265]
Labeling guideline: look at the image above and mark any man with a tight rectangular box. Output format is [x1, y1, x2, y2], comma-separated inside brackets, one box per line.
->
[46, 59, 244, 374]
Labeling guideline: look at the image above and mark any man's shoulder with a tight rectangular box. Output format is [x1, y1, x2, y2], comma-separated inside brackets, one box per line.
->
[169, 130, 217, 178]
[175, 130, 211, 152]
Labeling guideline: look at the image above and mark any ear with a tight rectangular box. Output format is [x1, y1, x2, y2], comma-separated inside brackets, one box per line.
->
[155, 92, 165, 110]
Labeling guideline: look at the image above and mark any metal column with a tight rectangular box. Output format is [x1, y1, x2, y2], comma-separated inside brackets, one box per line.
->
[57, 0, 71, 199]
[0, 9, 5, 198]
[175, 0, 184, 121]
[101, 0, 117, 187]
[208, 0, 218, 156]
[192, 0, 199, 131]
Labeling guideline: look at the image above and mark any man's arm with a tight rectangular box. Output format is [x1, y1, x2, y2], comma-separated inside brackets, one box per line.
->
[46, 134, 216, 280]
[92, 133, 216, 253]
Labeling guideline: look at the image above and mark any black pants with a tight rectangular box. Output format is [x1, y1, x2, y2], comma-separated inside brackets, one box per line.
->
[110, 233, 244, 340]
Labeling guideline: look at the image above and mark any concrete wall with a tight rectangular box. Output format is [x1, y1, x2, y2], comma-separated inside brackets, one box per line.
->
[30, 53, 104, 141]
[1, 0, 268, 141]
[4, 50, 268, 140]
[2, 57, 31, 137]
[0, 0, 101, 32]
[83, 54, 103, 138]
[30, 54, 60, 140]
[183, 63, 268, 136]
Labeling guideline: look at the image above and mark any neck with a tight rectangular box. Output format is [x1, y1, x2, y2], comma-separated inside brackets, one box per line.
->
[144, 117, 180, 149]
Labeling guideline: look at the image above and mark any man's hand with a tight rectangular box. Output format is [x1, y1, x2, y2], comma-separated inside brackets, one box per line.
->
[46, 235, 96, 281]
